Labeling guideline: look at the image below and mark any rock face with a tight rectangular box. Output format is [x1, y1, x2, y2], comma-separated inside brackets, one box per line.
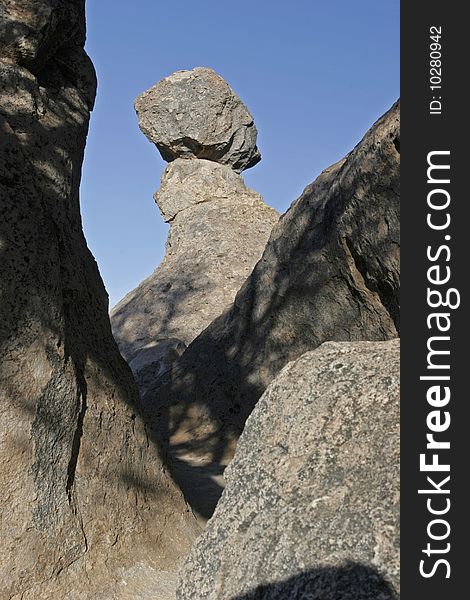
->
[177, 340, 400, 600]
[149, 101, 400, 469]
[135, 67, 261, 172]
[111, 159, 278, 372]
[111, 88, 278, 393]
[0, 3, 199, 598]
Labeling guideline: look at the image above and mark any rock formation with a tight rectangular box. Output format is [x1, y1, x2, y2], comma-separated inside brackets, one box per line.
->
[0, 3, 199, 598]
[177, 340, 400, 600]
[111, 70, 278, 394]
[148, 101, 400, 478]
[135, 67, 261, 172]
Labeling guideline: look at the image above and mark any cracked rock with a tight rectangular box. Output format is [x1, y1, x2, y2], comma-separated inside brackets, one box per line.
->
[135, 67, 261, 172]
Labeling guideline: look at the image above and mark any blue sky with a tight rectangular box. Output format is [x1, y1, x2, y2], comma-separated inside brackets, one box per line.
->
[81, 0, 399, 308]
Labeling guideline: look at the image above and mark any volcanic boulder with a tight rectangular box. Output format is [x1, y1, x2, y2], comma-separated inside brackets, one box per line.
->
[135, 67, 261, 172]
[111, 73, 278, 395]
[177, 340, 400, 600]
[0, 3, 198, 598]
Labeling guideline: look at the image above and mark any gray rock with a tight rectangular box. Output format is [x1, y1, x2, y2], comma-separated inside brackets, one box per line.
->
[0, 3, 199, 598]
[111, 158, 279, 370]
[177, 340, 400, 600]
[149, 102, 400, 478]
[135, 67, 261, 172]
[155, 155, 265, 222]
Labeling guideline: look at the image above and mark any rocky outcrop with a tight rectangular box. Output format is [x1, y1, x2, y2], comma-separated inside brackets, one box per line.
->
[111, 73, 278, 394]
[149, 101, 400, 474]
[177, 340, 400, 600]
[0, 3, 199, 598]
[135, 67, 261, 172]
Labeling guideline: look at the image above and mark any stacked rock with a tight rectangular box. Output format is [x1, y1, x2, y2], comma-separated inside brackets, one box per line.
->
[135, 67, 261, 172]
[111, 68, 278, 398]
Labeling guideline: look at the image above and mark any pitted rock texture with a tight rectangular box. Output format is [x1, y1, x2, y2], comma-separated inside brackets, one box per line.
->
[0, 3, 199, 599]
[0, 0, 85, 73]
[148, 102, 400, 472]
[177, 340, 400, 600]
[135, 67, 261, 172]
[111, 158, 279, 389]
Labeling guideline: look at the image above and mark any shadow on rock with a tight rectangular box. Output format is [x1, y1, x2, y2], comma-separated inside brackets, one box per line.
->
[141, 102, 400, 521]
[231, 562, 398, 600]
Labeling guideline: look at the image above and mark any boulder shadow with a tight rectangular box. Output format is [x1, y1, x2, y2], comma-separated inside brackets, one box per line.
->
[230, 562, 398, 600]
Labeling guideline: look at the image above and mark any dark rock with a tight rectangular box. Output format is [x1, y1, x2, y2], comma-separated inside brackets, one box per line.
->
[0, 3, 198, 598]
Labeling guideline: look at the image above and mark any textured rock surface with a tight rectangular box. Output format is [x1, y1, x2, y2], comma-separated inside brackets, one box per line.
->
[135, 67, 261, 172]
[149, 101, 400, 472]
[177, 340, 400, 600]
[111, 158, 278, 387]
[0, 3, 199, 599]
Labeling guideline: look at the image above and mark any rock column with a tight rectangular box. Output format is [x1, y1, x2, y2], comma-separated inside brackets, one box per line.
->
[111, 68, 278, 392]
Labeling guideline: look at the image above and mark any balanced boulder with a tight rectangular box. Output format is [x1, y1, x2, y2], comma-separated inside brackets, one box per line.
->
[111, 73, 278, 395]
[135, 67, 261, 172]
